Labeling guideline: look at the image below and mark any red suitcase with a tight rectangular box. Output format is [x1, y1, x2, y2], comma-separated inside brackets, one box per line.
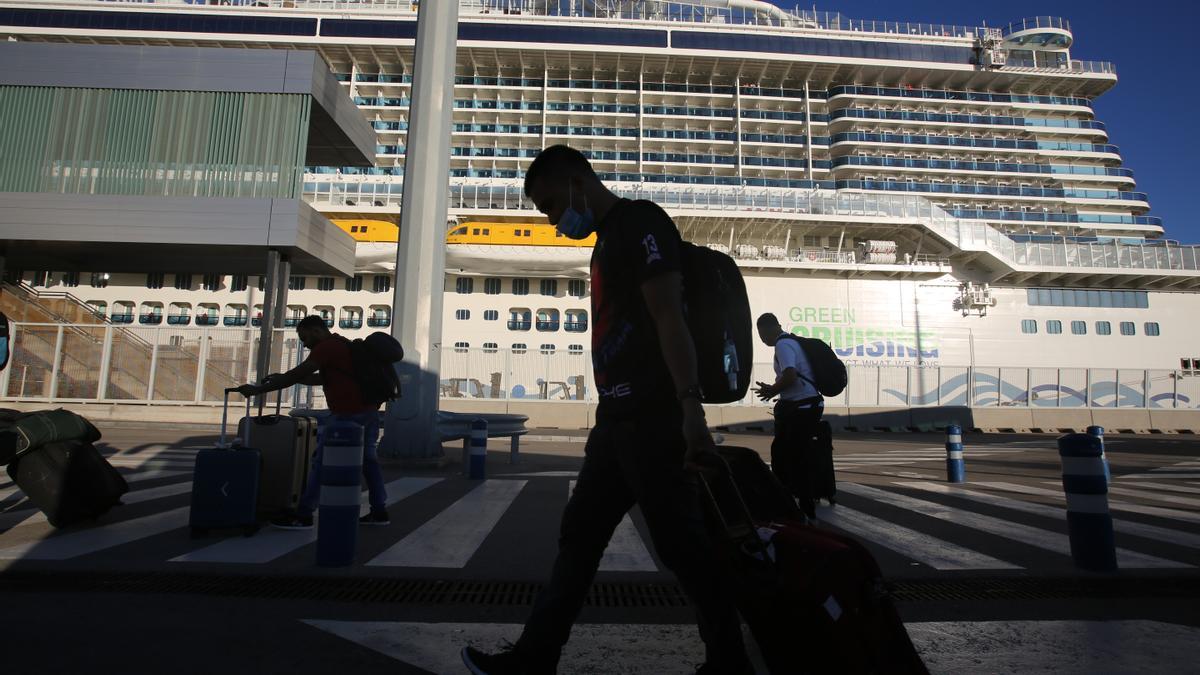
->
[698, 457, 927, 675]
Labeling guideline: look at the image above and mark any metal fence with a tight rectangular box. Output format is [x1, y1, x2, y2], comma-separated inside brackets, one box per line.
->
[3, 324, 1198, 411]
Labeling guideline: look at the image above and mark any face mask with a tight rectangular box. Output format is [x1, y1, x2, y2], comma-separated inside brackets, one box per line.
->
[556, 182, 594, 240]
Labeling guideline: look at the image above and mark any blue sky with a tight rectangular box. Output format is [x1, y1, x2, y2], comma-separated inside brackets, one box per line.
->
[768, 1, 1200, 243]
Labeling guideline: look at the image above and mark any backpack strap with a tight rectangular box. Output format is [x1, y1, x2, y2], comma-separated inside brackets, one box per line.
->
[778, 334, 824, 400]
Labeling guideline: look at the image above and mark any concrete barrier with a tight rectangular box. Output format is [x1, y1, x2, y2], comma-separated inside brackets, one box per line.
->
[1030, 409, 1095, 433]
[1087, 409, 1153, 434]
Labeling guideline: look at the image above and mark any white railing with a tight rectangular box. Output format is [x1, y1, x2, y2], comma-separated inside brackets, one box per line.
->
[307, 179, 1200, 275]
[4, 325, 1197, 410]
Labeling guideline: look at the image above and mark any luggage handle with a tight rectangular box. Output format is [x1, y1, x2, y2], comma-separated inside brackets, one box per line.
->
[694, 453, 771, 557]
[220, 388, 252, 450]
[255, 386, 284, 420]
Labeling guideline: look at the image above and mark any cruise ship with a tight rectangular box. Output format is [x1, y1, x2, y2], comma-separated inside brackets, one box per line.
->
[2, 0, 1199, 417]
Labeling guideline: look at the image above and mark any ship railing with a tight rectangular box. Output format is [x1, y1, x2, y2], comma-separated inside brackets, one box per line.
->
[6, 330, 1199, 412]
[305, 180, 1200, 274]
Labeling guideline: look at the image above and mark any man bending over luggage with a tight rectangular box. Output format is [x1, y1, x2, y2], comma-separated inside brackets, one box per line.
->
[236, 315, 389, 529]
[755, 313, 824, 522]
[461, 145, 750, 675]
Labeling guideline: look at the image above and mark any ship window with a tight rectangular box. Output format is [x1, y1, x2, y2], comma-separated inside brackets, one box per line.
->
[455, 309, 470, 321]
[1046, 320, 1062, 335]
[539, 344, 556, 354]
[317, 277, 335, 291]
[174, 274, 193, 291]
[454, 342, 470, 353]
[202, 274, 222, 292]
[231, 275, 248, 292]
[452, 226, 468, 235]
[60, 271, 79, 287]
[484, 278, 502, 295]
[568, 344, 584, 354]
[540, 279, 558, 296]
[511, 343, 527, 354]
[373, 275, 391, 293]
[473, 228, 480, 235]
[1020, 319, 1037, 334]
[456, 277, 474, 294]
[1120, 321, 1136, 336]
[568, 279, 586, 297]
[288, 276, 306, 291]
[88, 273, 108, 289]
[484, 310, 499, 321]
[483, 342, 498, 353]
[346, 275, 364, 292]
[1096, 321, 1112, 336]
[513, 278, 530, 295]
[1071, 321, 1087, 335]
[1144, 322, 1161, 337]
[146, 273, 165, 289]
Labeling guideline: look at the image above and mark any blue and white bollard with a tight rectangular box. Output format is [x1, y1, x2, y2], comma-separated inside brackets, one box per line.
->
[316, 418, 363, 567]
[1058, 433, 1117, 572]
[468, 418, 488, 480]
[945, 424, 965, 483]
[1086, 425, 1112, 485]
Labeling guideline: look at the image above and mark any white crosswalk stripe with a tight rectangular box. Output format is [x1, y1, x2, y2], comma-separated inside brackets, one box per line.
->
[171, 477, 442, 564]
[367, 479, 527, 568]
[838, 483, 1188, 569]
[568, 480, 657, 572]
[0, 469, 190, 516]
[1106, 485, 1200, 509]
[0, 506, 190, 560]
[901, 481, 1200, 552]
[982, 482, 1200, 525]
[1117, 480, 1200, 495]
[814, 503, 1021, 570]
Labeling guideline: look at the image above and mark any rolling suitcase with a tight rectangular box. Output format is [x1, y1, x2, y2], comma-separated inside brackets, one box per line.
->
[7, 440, 128, 528]
[189, 388, 261, 537]
[236, 391, 317, 519]
[715, 445, 803, 523]
[697, 455, 927, 675]
[807, 420, 837, 504]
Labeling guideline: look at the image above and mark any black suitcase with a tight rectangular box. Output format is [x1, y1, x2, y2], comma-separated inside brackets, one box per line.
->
[806, 420, 837, 503]
[715, 445, 803, 523]
[7, 440, 129, 528]
[188, 389, 261, 537]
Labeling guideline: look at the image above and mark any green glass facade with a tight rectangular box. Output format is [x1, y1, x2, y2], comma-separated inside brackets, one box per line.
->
[0, 86, 310, 199]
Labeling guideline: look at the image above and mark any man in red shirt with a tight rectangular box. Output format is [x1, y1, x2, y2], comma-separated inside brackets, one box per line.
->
[237, 315, 389, 528]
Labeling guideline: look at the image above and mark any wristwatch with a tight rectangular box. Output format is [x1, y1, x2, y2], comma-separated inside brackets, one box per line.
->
[677, 384, 703, 402]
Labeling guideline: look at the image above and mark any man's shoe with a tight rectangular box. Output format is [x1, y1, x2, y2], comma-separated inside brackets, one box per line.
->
[269, 512, 313, 530]
[461, 644, 554, 675]
[359, 508, 390, 526]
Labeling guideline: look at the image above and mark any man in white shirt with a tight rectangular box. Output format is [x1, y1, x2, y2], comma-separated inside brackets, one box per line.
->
[754, 313, 823, 521]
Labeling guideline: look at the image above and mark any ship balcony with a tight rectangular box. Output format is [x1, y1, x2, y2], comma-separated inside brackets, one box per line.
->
[139, 314, 162, 326]
[828, 108, 1106, 136]
[196, 315, 219, 327]
[223, 317, 249, 327]
[829, 156, 1135, 181]
[166, 315, 190, 326]
[564, 322, 589, 333]
[825, 85, 1094, 111]
[508, 320, 532, 331]
[367, 317, 391, 328]
[339, 319, 364, 329]
[110, 314, 134, 325]
[536, 321, 560, 332]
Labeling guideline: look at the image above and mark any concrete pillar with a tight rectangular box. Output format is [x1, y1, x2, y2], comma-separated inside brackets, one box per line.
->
[255, 250, 280, 384]
[378, 0, 458, 459]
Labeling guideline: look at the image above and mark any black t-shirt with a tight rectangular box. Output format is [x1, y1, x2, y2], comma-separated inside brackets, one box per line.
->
[590, 199, 683, 419]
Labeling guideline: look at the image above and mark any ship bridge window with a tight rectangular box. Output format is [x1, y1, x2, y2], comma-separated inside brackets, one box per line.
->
[456, 277, 474, 294]
[1120, 321, 1136, 336]
[484, 278, 502, 295]
[513, 278, 530, 295]
[1096, 321, 1112, 336]
[1145, 322, 1161, 337]
[1020, 319, 1037, 334]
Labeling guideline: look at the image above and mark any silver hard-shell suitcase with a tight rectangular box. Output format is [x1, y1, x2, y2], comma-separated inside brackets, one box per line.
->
[237, 392, 317, 519]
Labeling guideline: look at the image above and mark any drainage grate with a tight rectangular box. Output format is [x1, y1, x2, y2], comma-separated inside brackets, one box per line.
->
[0, 570, 689, 608]
[1, 571, 1195, 605]
[890, 576, 1200, 602]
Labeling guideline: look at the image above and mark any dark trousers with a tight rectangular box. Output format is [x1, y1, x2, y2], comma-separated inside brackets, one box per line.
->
[517, 412, 747, 669]
[771, 401, 823, 518]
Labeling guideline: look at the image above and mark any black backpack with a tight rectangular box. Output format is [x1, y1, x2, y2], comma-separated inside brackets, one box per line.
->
[337, 333, 405, 408]
[680, 242, 752, 403]
[780, 334, 848, 399]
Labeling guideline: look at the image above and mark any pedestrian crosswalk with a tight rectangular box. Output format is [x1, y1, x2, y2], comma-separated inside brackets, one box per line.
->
[0, 447, 1195, 573]
[832, 447, 1024, 470]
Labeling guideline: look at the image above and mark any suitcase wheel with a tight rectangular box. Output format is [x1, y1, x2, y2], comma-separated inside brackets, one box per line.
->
[190, 527, 209, 539]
